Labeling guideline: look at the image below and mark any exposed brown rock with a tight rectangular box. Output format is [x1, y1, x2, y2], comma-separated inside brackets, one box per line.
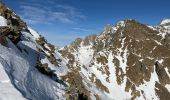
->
[155, 62, 170, 85]
[94, 94, 101, 100]
[36, 36, 59, 66]
[96, 55, 108, 65]
[89, 73, 96, 83]
[124, 20, 159, 41]
[83, 35, 96, 46]
[95, 79, 109, 93]
[0, 3, 27, 45]
[47, 54, 58, 66]
[36, 36, 46, 46]
[0, 35, 7, 47]
[66, 53, 76, 68]
[115, 67, 124, 85]
[61, 71, 90, 100]
[125, 78, 133, 92]
[155, 82, 170, 100]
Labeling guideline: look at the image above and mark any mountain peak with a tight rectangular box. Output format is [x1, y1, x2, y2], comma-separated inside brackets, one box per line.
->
[160, 19, 170, 25]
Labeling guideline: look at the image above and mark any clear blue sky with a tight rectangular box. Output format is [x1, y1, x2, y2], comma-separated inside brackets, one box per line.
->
[3, 0, 170, 47]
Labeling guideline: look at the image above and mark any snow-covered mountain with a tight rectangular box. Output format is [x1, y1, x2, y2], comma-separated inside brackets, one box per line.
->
[60, 20, 170, 100]
[0, 2, 170, 100]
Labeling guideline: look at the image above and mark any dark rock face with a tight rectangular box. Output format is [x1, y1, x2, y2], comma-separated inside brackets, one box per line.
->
[155, 62, 170, 85]
[61, 71, 90, 100]
[155, 82, 170, 100]
[0, 35, 7, 46]
[0, 3, 26, 44]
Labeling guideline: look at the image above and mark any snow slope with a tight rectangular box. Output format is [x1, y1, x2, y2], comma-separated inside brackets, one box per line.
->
[0, 60, 25, 100]
[0, 3, 70, 99]
[0, 16, 7, 26]
[0, 24, 68, 99]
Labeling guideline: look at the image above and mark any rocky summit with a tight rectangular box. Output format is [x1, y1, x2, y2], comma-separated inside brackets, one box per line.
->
[0, 2, 170, 100]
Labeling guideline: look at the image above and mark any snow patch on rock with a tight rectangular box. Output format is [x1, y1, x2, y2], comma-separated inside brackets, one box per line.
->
[0, 16, 7, 26]
[160, 19, 170, 25]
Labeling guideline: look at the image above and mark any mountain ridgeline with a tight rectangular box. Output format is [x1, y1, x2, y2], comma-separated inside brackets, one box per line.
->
[0, 2, 170, 100]
[60, 19, 170, 100]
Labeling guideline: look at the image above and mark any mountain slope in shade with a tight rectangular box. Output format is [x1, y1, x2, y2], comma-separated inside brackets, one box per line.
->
[0, 61, 25, 100]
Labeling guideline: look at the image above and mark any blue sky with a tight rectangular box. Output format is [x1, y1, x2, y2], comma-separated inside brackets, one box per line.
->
[3, 0, 170, 47]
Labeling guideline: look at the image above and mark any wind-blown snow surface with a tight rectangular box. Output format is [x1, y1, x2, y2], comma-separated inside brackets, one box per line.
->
[0, 61, 25, 100]
[0, 27, 67, 100]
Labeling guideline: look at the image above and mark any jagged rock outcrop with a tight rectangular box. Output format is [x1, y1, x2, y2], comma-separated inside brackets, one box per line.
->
[0, 3, 26, 44]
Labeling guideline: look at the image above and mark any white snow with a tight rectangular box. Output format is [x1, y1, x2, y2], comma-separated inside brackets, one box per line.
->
[0, 43, 66, 100]
[105, 52, 131, 99]
[115, 37, 128, 73]
[158, 59, 164, 64]
[44, 43, 51, 51]
[0, 27, 67, 100]
[165, 67, 170, 78]
[80, 52, 131, 100]
[77, 45, 94, 66]
[160, 19, 170, 25]
[80, 72, 111, 100]
[116, 21, 125, 27]
[147, 25, 157, 30]
[163, 65, 170, 93]
[136, 65, 159, 100]
[41, 56, 68, 76]
[0, 16, 7, 26]
[157, 32, 167, 39]
[28, 27, 40, 39]
[165, 84, 170, 92]
[0, 63, 26, 100]
[154, 40, 162, 45]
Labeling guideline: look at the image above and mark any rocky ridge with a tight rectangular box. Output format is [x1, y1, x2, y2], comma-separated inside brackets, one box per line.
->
[60, 19, 170, 100]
